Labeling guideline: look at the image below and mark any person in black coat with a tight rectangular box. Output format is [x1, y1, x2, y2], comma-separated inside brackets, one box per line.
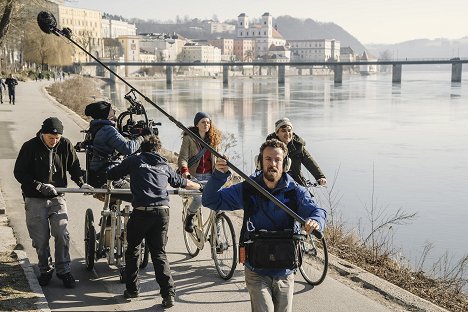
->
[266, 118, 326, 186]
[5, 74, 18, 105]
[14, 117, 92, 288]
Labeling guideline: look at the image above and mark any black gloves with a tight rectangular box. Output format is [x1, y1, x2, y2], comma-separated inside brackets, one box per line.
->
[35, 182, 58, 196]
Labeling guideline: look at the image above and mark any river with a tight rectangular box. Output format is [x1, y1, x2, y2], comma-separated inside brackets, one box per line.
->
[101, 70, 468, 272]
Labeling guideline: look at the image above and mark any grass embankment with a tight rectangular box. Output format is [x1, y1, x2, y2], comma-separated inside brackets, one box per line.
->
[0, 251, 38, 310]
[48, 76, 467, 312]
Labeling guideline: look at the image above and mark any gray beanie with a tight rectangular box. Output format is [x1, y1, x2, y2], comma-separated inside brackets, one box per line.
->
[275, 117, 293, 132]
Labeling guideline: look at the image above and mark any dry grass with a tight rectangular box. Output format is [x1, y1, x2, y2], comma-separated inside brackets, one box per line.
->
[0, 251, 38, 311]
[46, 76, 105, 121]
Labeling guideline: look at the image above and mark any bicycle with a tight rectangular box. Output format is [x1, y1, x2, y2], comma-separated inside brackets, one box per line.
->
[298, 181, 329, 286]
[57, 184, 150, 283]
[181, 194, 238, 280]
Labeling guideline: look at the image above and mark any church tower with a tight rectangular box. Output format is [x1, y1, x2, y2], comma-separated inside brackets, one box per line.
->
[261, 12, 272, 38]
[237, 13, 249, 37]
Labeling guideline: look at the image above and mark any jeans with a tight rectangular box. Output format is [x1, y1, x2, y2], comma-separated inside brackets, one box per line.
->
[24, 196, 71, 275]
[125, 208, 175, 297]
[187, 172, 211, 214]
[244, 267, 295, 312]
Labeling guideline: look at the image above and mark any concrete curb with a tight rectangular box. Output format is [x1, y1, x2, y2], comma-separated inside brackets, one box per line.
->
[0, 189, 50, 311]
[327, 252, 450, 312]
[13, 250, 51, 312]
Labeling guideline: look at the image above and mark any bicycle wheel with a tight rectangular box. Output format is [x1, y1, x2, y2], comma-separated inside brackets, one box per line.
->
[138, 238, 150, 269]
[84, 208, 96, 271]
[299, 234, 328, 286]
[182, 198, 200, 257]
[212, 213, 237, 280]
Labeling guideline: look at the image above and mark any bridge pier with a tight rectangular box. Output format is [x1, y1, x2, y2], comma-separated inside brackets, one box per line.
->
[166, 66, 173, 86]
[278, 65, 285, 84]
[392, 64, 402, 83]
[451, 62, 462, 82]
[109, 65, 117, 83]
[334, 65, 343, 83]
[223, 65, 229, 85]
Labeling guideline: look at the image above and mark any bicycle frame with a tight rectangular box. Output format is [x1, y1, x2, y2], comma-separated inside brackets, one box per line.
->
[182, 196, 217, 250]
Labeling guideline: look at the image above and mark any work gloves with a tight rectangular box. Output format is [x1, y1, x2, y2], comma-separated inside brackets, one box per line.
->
[35, 182, 58, 196]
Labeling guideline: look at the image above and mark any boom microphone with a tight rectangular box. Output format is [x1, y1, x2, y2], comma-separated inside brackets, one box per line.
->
[37, 11, 57, 34]
[37, 11, 72, 39]
[37, 11, 319, 233]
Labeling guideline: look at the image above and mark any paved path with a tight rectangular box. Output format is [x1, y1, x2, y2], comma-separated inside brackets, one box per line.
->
[0, 80, 446, 311]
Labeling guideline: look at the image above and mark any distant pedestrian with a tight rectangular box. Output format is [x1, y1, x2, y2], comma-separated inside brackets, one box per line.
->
[14, 117, 93, 288]
[0, 78, 6, 103]
[5, 74, 18, 105]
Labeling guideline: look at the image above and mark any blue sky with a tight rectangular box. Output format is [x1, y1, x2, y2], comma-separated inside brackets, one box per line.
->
[66, 0, 468, 44]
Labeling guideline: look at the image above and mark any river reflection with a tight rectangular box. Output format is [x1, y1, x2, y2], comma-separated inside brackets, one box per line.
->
[102, 72, 468, 269]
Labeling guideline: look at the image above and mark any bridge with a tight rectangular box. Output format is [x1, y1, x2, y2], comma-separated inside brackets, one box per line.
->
[80, 58, 468, 85]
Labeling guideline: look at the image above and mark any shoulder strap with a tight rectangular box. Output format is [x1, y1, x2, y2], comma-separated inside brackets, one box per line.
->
[239, 182, 299, 244]
[187, 146, 207, 168]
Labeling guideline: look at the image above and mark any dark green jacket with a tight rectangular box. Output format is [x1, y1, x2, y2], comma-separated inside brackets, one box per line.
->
[266, 132, 325, 186]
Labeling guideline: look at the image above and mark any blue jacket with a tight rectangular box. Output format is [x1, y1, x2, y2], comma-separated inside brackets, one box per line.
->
[107, 152, 187, 208]
[202, 170, 327, 276]
[89, 119, 143, 172]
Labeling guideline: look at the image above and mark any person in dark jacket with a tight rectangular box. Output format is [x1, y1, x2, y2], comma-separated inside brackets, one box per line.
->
[84, 101, 147, 190]
[13, 117, 92, 288]
[266, 117, 326, 186]
[108, 135, 202, 308]
[5, 74, 18, 105]
[0, 78, 6, 103]
[202, 139, 326, 312]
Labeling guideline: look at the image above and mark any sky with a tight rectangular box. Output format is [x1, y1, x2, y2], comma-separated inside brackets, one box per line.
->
[66, 0, 468, 44]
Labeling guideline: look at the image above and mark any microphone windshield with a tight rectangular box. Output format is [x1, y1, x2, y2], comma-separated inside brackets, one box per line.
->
[37, 11, 57, 34]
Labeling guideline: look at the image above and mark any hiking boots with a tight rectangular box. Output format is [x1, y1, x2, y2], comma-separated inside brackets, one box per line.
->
[57, 272, 76, 288]
[184, 213, 196, 233]
[162, 295, 175, 308]
[38, 272, 53, 286]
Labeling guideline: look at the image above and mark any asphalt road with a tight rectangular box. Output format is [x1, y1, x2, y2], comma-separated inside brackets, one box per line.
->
[0, 80, 399, 311]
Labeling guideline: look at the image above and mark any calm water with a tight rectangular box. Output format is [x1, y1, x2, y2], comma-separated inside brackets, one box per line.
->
[103, 71, 468, 270]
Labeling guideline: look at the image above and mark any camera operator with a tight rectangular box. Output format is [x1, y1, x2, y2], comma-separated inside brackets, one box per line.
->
[202, 139, 327, 312]
[84, 101, 150, 192]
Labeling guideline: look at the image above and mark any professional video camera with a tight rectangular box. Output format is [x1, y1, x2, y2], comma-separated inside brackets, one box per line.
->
[117, 89, 161, 138]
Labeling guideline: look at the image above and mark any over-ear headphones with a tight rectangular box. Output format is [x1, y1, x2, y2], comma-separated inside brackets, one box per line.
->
[255, 154, 291, 172]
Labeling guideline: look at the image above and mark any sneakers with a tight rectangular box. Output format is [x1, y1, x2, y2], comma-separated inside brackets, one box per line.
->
[124, 289, 139, 298]
[56, 272, 76, 288]
[184, 213, 195, 233]
[38, 272, 53, 286]
[162, 295, 175, 308]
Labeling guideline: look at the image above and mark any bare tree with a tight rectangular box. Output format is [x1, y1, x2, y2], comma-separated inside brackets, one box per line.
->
[0, 0, 16, 44]
[23, 20, 73, 69]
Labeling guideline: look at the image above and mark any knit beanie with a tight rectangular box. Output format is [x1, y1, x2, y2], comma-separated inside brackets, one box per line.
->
[194, 112, 211, 126]
[275, 117, 293, 132]
[85, 101, 112, 120]
[41, 117, 63, 134]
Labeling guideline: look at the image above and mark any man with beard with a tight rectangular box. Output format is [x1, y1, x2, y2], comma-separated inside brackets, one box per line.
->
[266, 117, 326, 187]
[84, 101, 149, 189]
[202, 139, 326, 312]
